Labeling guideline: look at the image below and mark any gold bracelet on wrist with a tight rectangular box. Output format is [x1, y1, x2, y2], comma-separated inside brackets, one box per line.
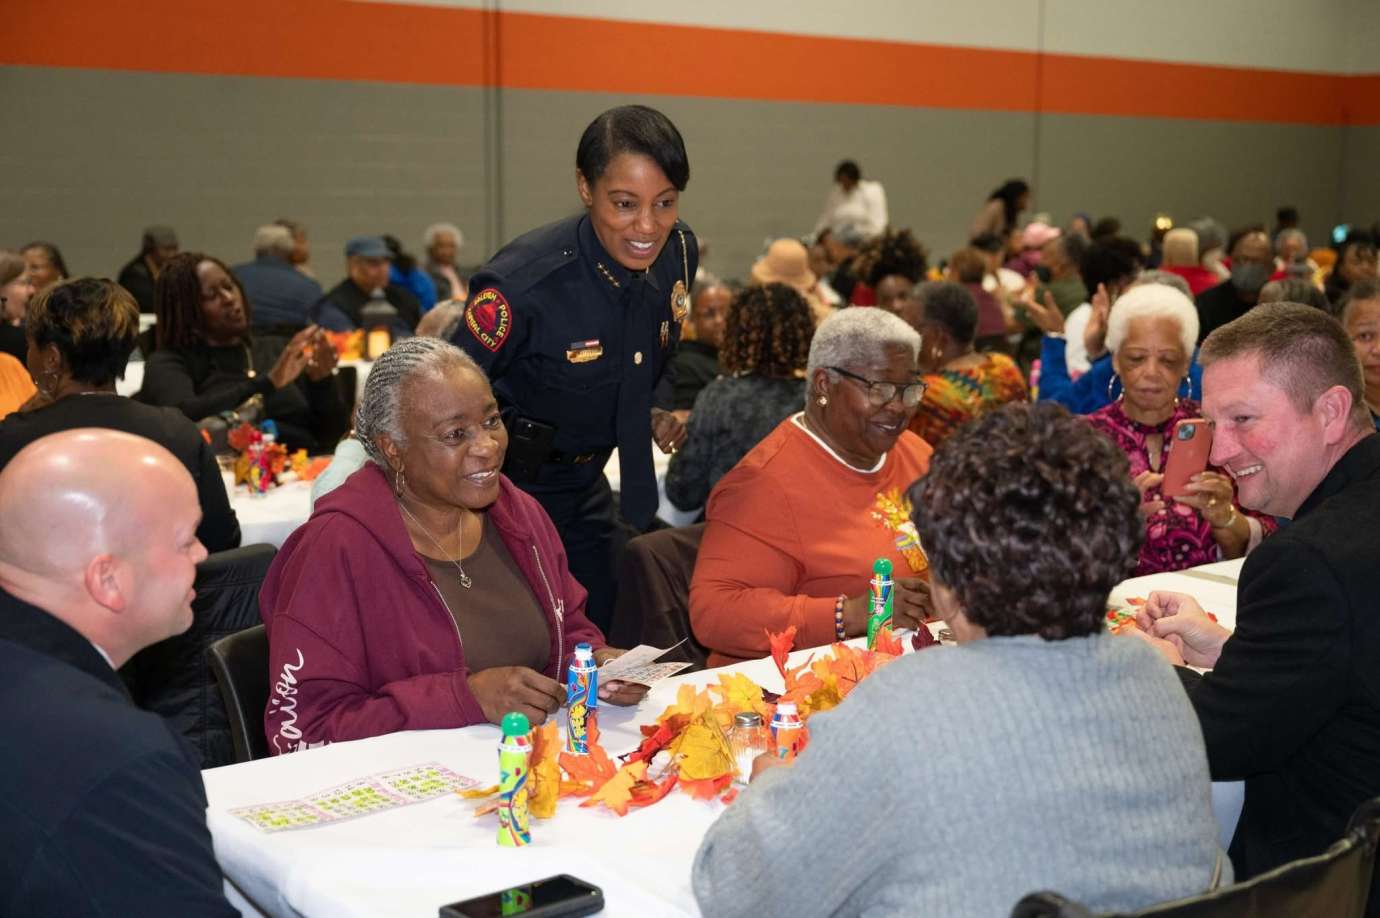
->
[1209, 505, 1239, 530]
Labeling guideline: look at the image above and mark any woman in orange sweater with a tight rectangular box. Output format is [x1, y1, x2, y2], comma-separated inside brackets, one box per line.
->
[689, 307, 935, 666]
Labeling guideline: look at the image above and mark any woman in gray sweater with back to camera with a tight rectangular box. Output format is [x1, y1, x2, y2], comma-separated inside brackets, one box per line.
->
[693, 402, 1229, 917]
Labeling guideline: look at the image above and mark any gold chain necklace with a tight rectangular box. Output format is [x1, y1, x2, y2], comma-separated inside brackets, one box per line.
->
[397, 500, 472, 589]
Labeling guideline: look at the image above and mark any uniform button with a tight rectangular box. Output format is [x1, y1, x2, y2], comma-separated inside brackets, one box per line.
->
[634, 351, 643, 365]
[562, 248, 574, 257]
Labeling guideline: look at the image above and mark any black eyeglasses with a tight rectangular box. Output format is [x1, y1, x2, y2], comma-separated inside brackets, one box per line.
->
[827, 366, 927, 407]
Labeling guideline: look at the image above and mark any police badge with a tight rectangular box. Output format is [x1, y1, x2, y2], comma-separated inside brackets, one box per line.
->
[671, 280, 689, 323]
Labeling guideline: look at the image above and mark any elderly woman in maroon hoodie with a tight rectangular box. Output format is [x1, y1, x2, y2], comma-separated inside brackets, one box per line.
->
[260, 337, 646, 754]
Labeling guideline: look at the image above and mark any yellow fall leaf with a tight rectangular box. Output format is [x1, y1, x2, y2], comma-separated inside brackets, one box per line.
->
[709, 672, 769, 725]
[655, 682, 713, 725]
[670, 714, 736, 781]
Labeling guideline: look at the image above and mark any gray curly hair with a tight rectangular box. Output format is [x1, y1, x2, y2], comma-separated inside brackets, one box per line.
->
[355, 337, 484, 467]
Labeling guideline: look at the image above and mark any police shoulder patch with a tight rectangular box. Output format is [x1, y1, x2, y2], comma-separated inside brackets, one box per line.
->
[465, 288, 512, 352]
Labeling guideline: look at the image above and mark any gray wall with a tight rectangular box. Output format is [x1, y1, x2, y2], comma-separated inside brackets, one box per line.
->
[1, 64, 1371, 291]
[1342, 126, 1380, 233]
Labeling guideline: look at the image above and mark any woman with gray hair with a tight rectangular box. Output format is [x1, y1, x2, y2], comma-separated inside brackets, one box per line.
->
[423, 222, 467, 301]
[1085, 283, 1276, 575]
[259, 337, 644, 753]
[689, 307, 936, 667]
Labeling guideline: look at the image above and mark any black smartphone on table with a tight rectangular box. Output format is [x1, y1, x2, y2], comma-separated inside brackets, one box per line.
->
[439, 874, 603, 918]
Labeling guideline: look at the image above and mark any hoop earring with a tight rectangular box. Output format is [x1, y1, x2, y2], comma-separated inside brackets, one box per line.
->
[1181, 373, 1194, 402]
[394, 467, 407, 499]
[1106, 373, 1123, 402]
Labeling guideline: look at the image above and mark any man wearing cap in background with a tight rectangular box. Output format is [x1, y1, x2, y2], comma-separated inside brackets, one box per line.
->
[312, 235, 422, 334]
[117, 225, 179, 313]
[232, 224, 324, 335]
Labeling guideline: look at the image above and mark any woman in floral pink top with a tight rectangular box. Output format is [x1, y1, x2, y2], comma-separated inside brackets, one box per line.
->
[1085, 284, 1275, 575]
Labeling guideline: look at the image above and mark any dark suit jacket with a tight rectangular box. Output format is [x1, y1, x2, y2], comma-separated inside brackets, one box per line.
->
[0, 394, 241, 552]
[0, 589, 235, 915]
[1179, 433, 1380, 877]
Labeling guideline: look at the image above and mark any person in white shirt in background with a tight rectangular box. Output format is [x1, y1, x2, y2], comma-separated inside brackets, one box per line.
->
[813, 160, 888, 240]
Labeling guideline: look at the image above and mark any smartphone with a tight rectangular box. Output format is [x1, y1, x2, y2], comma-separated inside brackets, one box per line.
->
[503, 416, 557, 483]
[439, 874, 604, 918]
[1161, 418, 1212, 498]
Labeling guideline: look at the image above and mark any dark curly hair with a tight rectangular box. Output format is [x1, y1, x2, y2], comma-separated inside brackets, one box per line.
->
[27, 277, 140, 386]
[155, 252, 251, 349]
[858, 228, 929, 287]
[719, 283, 814, 379]
[908, 402, 1142, 640]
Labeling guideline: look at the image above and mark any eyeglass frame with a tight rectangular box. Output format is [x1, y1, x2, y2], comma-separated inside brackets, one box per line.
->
[825, 365, 927, 407]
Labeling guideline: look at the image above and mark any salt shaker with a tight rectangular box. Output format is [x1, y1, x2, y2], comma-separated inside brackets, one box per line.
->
[727, 712, 770, 787]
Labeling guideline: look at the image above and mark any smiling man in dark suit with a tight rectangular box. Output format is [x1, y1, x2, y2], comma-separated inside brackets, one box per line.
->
[0, 430, 235, 916]
[1136, 302, 1380, 879]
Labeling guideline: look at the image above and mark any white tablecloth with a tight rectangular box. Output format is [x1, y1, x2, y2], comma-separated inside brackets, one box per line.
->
[203, 559, 1246, 917]
[230, 481, 313, 549]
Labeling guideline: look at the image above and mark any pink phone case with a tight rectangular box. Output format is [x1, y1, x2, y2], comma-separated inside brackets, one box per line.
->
[1162, 418, 1212, 497]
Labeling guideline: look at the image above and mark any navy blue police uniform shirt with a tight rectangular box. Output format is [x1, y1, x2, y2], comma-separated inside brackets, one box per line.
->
[452, 214, 698, 527]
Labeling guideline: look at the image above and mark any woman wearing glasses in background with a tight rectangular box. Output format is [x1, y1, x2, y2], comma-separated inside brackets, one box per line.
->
[689, 308, 936, 667]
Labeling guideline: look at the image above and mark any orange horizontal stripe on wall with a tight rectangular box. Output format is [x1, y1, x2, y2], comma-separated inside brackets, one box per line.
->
[5, 0, 1377, 125]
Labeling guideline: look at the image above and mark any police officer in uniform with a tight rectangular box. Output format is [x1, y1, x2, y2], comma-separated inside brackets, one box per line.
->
[451, 105, 696, 632]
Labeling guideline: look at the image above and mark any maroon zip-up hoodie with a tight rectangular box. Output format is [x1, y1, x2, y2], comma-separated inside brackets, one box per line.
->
[260, 463, 604, 755]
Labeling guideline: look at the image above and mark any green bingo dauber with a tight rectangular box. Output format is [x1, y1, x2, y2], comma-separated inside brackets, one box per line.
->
[866, 557, 893, 649]
[496, 711, 532, 847]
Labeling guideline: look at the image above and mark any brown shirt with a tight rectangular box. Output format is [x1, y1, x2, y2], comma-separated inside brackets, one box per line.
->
[422, 516, 551, 674]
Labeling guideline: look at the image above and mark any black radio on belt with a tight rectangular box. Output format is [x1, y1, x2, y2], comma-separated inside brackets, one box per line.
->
[503, 416, 557, 483]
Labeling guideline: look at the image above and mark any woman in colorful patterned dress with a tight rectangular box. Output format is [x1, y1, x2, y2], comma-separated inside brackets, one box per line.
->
[1086, 283, 1274, 575]
[901, 281, 1027, 447]
[689, 308, 934, 666]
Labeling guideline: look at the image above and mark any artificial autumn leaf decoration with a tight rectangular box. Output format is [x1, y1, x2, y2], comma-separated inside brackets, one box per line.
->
[528, 720, 562, 818]
[558, 740, 617, 798]
[767, 626, 798, 680]
[873, 626, 904, 657]
[581, 760, 647, 817]
[709, 672, 770, 727]
[670, 714, 736, 781]
[680, 774, 734, 800]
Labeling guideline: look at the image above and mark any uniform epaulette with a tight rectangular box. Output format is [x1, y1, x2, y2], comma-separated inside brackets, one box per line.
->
[478, 215, 582, 297]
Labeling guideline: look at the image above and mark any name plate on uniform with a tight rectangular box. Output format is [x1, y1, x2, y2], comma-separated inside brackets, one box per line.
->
[566, 339, 604, 363]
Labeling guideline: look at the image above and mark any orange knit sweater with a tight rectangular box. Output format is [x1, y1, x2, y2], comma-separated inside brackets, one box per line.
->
[690, 415, 932, 667]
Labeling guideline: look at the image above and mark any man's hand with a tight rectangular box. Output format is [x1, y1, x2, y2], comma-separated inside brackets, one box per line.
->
[469, 666, 564, 726]
[591, 647, 651, 706]
[651, 407, 687, 454]
[1136, 590, 1231, 668]
[1116, 621, 1186, 666]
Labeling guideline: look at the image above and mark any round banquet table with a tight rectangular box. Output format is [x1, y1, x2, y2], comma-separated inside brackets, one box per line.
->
[203, 558, 1246, 917]
[230, 480, 314, 549]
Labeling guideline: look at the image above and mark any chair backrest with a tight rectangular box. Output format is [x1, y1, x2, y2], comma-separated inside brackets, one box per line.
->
[608, 523, 708, 671]
[1012, 795, 1380, 918]
[119, 543, 276, 769]
[207, 624, 271, 763]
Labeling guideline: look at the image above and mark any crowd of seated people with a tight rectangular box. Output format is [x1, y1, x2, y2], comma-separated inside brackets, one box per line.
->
[2, 173, 1379, 918]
